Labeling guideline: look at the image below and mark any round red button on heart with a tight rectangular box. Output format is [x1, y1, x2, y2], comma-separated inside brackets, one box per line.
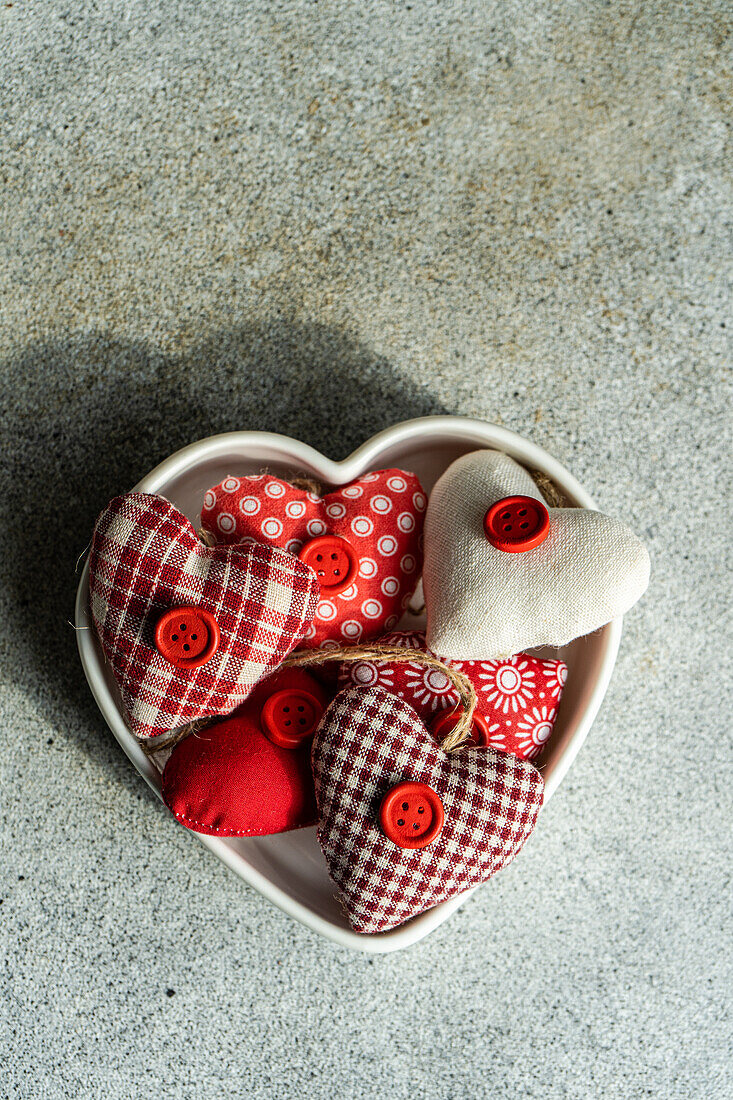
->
[379, 781, 444, 849]
[155, 607, 220, 668]
[430, 707, 494, 749]
[298, 535, 357, 594]
[260, 688, 325, 749]
[484, 495, 550, 553]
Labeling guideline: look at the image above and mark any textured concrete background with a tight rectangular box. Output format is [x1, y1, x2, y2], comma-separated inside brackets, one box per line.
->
[1, 2, 731, 1097]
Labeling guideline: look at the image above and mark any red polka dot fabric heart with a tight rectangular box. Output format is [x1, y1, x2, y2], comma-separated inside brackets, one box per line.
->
[337, 630, 567, 761]
[312, 687, 544, 934]
[89, 492, 320, 739]
[162, 668, 330, 836]
[200, 470, 426, 647]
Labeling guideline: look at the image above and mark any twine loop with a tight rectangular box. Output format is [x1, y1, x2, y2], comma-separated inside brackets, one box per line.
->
[282, 643, 478, 752]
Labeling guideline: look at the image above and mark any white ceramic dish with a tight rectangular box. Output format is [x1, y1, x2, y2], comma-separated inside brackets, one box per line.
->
[75, 416, 622, 953]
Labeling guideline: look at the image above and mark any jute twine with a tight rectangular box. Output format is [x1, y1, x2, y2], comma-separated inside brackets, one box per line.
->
[281, 643, 477, 752]
[141, 645, 476, 756]
[141, 717, 213, 756]
[530, 469, 572, 509]
[144, 463, 567, 757]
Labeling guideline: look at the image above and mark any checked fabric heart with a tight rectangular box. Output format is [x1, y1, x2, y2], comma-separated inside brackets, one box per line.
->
[424, 450, 650, 659]
[200, 469, 426, 647]
[338, 630, 567, 761]
[162, 667, 331, 836]
[89, 492, 319, 739]
[312, 686, 544, 934]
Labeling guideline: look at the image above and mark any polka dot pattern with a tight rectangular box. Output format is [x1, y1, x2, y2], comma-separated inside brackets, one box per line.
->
[336, 630, 568, 762]
[201, 468, 426, 645]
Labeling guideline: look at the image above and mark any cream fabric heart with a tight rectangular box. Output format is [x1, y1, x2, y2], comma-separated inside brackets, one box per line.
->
[424, 450, 650, 660]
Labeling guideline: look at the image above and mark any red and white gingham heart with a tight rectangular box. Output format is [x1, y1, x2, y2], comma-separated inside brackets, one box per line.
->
[89, 492, 319, 739]
[200, 470, 426, 646]
[312, 686, 544, 934]
[337, 630, 567, 760]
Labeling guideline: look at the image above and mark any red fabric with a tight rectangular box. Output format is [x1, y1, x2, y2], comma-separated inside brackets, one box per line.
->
[200, 470, 426, 646]
[337, 631, 567, 760]
[162, 668, 330, 837]
[89, 492, 319, 739]
[312, 687, 544, 934]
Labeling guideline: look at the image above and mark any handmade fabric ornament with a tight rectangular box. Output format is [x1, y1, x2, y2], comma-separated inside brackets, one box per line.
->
[89, 492, 319, 739]
[162, 667, 330, 836]
[424, 450, 650, 659]
[200, 470, 426, 646]
[337, 630, 567, 761]
[312, 686, 544, 934]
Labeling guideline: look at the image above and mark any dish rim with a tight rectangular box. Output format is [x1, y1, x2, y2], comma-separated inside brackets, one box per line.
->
[75, 415, 622, 953]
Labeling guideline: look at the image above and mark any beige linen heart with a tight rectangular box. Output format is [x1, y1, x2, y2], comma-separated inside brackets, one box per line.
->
[424, 450, 650, 660]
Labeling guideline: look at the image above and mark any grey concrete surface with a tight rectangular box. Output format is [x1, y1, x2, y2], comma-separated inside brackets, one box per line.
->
[1, 2, 731, 1098]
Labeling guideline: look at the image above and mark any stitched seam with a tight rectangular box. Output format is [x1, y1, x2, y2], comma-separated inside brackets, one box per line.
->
[172, 809, 311, 836]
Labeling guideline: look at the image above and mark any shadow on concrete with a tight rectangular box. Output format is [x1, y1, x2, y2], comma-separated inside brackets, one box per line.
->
[1, 319, 448, 793]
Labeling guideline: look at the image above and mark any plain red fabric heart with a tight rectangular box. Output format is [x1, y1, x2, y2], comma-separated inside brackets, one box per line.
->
[89, 492, 320, 739]
[162, 668, 330, 837]
[337, 630, 567, 760]
[312, 686, 544, 934]
[200, 469, 426, 646]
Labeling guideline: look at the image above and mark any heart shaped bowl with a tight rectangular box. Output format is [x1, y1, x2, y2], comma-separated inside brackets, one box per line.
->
[75, 416, 622, 953]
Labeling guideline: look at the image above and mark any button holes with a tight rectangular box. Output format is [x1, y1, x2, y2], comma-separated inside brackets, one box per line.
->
[190, 633, 197, 640]
[284, 720, 292, 727]
[397, 818, 405, 826]
[297, 705, 305, 712]
[334, 568, 340, 575]
[283, 706, 290, 712]
[518, 509, 527, 516]
[183, 644, 190, 651]
[520, 522, 529, 529]
[402, 802, 409, 810]
[171, 633, 178, 640]
[180, 624, 187, 631]
[417, 806, 425, 814]
[316, 554, 323, 562]
[317, 570, 324, 577]
[299, 718, 307, 726]
[501, 511, 511, 519]
[503, 524, 512, 532]
[412, 823, 419, 829]
[331, 553, 338, 560]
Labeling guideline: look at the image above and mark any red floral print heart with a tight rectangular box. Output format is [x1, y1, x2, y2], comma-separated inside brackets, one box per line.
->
[312, 686, 544, 934]
[337, 630, 567, 760]
[89, 492, 319, 739]
[200, 469, 426, 646]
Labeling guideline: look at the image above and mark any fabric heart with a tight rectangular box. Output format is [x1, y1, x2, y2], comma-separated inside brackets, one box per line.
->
[200, 469, 426, 646]
[337, 630, 567, 761]
[312, 686, 544, 934]
[89, 492, 319, 739]
[162, 667, 330, 836]
[424, 450, 650, 659]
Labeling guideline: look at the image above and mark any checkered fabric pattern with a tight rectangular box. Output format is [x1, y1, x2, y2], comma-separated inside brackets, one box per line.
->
[312, 686, 544, 934]
[89, 492, 320, 739]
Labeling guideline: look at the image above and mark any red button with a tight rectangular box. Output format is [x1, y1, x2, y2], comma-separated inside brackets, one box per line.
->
[379, 781, 444, 850]
[298, 535, 357, 594]
[430, 707, 493, 748]
[484, 495, 550, 553]
[261, 688, 325, 749]
[155, 607, 220, 668]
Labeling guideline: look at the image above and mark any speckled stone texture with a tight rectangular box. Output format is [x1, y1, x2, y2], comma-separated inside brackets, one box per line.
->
[1, 2, 731, 1098]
